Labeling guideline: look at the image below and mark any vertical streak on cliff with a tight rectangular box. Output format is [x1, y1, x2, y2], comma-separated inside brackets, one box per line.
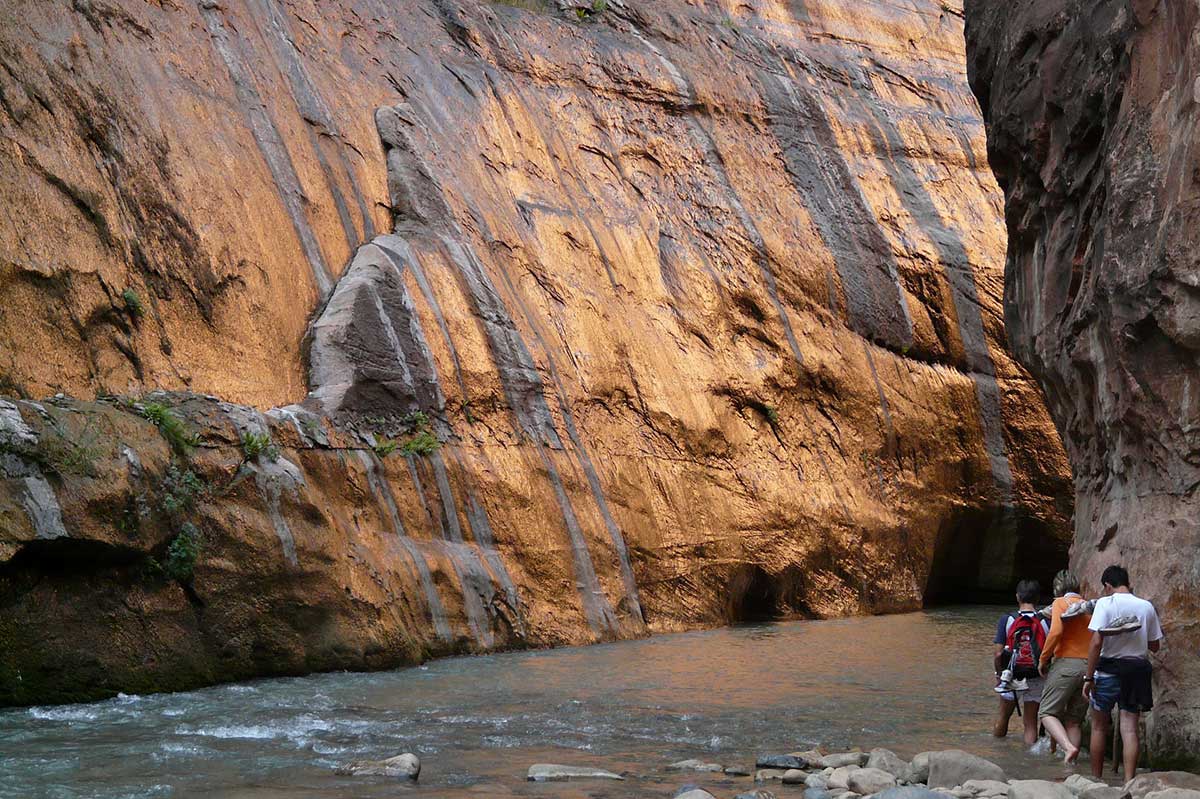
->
[624, 23, 850, 517]
[198, 4, 332, 297]
[357, 449, 454, 643]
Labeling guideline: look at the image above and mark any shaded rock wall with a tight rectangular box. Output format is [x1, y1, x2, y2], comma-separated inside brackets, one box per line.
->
[965, 0, 1200, 766]
[1, 0, 1069, 704]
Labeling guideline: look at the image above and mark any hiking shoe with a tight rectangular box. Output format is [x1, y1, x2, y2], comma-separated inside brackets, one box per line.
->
[1010, 678, 1030, 692]
[1062, 599, 1096, 619]
[1100, 615, 1142, 634]
[1036, 605, 1053, 620]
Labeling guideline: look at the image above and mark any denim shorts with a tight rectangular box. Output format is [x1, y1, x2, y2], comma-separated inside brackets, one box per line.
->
[1090, 657, 1153, 714]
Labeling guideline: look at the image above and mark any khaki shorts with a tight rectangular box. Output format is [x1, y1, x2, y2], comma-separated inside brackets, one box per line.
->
[1039, 658, 1090, 723]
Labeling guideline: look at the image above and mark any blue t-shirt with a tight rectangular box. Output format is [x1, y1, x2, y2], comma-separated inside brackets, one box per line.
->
[994, 611, 1049, 646]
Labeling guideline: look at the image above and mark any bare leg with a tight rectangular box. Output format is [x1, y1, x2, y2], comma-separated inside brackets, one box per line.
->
[1090, 708, 1110, 780]
[1042, 715, 1080, 762]
[1119, 710, 1140, 782]
[994, 698, 1017, 737]
[1067, 721, 1083, 749]
[1024, 701, 1041, 746]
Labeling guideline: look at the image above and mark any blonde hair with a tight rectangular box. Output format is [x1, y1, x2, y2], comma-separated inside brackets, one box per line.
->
[1053, 569, 1080, 596]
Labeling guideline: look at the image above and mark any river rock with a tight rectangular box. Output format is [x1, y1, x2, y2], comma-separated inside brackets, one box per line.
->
[759, 754, 811, 770]
[675, 788, 718, 799]
[1079, 788, 1125, 799]
[334, 752, 420, 780]
[527, 764, 624, 782]
[963, 779, 1012, 797]
[849, 767, 899, 795]
[808, 773, 831, 789]
[876, 789, 950, 799]
[926, 751, 1005, 789]
[726, 766, 753, 776]
[783, 770, 809, 784]
[823, 752, 870, 768]
[1008, 780, 1075, 799]
[806, 789, 835, 799]
[1127, 775, 1200, 799]
[905, 753, 934, 784]
[868, 748, 909, 779]
[1065, 776, 1107, 797]
[758, 769, 788, 782]
[829, 766, 862, 790]
[670, 759, 724, 772]
[738, 792, 779, 799]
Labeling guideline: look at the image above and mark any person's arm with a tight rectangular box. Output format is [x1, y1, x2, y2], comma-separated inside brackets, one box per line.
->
[1040, 601, 1063, 675]
[1148, 604, 1165, 653]
[1082, 630, 1102, 699]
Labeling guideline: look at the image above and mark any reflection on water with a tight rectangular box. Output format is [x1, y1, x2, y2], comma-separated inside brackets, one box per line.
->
[0, 607, 1072, 798]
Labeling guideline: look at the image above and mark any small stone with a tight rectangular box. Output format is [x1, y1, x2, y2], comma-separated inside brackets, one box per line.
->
[1079, 788, 1125, 799]
[1007, 779, 1075, 799]
[829, 766, 863, 790]
[963, 780, 1012, 797]
[1064, 776, 1108, 797]
[849, 767, 899, 795]
[738, 791, 779, 799]
[675, 788, 718, 799]
[806, 790, 834, 799]
[823, 752, 870, 769]
[876, 787, 957, 799]
[335, 752, 420, 780]
[868, 749, 910, 779]
[783, 769, 808, 784]
[926, 751, 1006, 789]
[527, 764, 624, 781]
[758, 754, 811, 770]
[807, 773, 831, 789]
[905, 753, 934, 785]
[726, 766, 753, 776]
[669, 759, 724, 772]
[757, 769, 788, 782]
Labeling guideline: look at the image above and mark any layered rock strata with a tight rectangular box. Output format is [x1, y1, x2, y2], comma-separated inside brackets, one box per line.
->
[965, 0, 1200, 766]
[1, 0, 1069, 703]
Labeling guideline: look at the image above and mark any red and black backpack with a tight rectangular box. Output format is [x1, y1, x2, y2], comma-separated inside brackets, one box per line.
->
[1005, 613, 1047, 679]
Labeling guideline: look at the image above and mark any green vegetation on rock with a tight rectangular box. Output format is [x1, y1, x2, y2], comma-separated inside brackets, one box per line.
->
[241, 431, 278, 461]
[401, 429, 440, 456]
[164, 522, 200, 582]
[140, 402, 201, 455]
[121, 288, 144, 319]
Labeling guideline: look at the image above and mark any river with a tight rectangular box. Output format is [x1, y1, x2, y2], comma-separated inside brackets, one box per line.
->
[0, 606, 1073, 798]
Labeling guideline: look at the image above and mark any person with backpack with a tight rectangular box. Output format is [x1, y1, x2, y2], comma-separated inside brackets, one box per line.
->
[992, 579, 1050, 744]
[1036, 570, 1093, 763]
[1082, 565, 1164, 782]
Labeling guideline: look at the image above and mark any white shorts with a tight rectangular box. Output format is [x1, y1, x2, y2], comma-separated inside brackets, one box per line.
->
[1000, 676, 1045, 704]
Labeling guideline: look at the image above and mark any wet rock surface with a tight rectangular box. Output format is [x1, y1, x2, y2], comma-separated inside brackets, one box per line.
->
[965, 0, 1200, 764]
[2, 0, 1069, 703]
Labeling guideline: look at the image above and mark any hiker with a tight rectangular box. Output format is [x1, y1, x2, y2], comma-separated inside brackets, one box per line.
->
[992, 579, 1050, 745]
[1083, 565, 1164, 782]
[1037, 570, 1093, 763]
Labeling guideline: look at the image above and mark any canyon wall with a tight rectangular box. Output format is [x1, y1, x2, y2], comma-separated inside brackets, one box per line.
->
[0, 0, 1070, 704]
[965, 0, 1200, 767]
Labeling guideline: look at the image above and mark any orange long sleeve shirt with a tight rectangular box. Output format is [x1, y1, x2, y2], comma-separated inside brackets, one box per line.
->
[1040, 593, 1093, 667]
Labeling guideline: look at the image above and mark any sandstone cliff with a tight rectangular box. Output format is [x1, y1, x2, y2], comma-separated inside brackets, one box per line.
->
[965, 0, 1200, 767]
[0, 0, 1069, 705]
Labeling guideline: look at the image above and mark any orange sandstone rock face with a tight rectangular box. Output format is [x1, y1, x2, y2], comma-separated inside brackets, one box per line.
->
[0, 0, 1069, 703]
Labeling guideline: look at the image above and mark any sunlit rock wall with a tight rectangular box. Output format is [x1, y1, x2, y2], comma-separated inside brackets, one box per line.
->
[965, 0, 1200, 766]
[0, 0, 1069, 703]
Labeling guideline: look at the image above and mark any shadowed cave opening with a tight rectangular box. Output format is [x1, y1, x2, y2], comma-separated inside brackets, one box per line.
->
[924, 506, 1069, 606]
[726, 564, 809, 622]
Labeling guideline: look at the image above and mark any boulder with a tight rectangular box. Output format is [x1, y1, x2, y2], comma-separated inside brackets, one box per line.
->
[1007, 780, 1075, 799]
[783, 770, 808, 784]
[758, 769, 788, 782]
[963, 780, 1012, 797]
[1144, 791, 1200, 799]
[670, 759, 724, 772]
[849, 768, 899, 795]
[829, 766, 863, 790]
[833, 793, 862, 799]
[807, 773, 831, 789]
[759, 754, 811, 770]
[868, 749, 910, 779]
[334, 752, 420, 780]
[824, 752, 870, 769]
[726, 766, 753, 776]
[926, 751, 1006, 789]
[527, 764, 624, 781]
[675, 789, 718, 799]
[1065, 776, 1108, 797]
[905, 753, 934, 784]
[806, 790, 833, 799]
[1127, 775, 1200, 799]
